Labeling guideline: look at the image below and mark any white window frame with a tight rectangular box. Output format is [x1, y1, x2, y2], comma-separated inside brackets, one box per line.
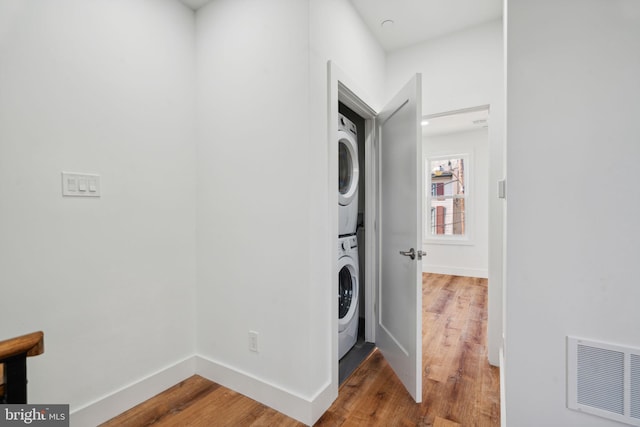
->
[424, 152, 473, 245]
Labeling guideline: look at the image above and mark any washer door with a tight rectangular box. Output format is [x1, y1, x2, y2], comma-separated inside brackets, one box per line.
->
[338, 130, 359, 206]
[338, 256, 359, 332]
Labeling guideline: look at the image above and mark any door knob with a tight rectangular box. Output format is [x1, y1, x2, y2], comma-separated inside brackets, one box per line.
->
[399, 248, 416, 260]
[399, 248, 427, 260]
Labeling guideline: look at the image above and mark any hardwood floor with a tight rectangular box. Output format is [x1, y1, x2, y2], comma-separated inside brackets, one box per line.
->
[101, 274, 499, 426]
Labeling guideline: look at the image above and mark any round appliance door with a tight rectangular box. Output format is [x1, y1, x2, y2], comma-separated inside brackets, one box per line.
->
[338, 256, 359, 332]
[338, 130, 359, 206]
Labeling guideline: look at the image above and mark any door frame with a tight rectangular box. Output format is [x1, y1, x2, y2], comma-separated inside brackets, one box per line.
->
[328, 61, 379, 392]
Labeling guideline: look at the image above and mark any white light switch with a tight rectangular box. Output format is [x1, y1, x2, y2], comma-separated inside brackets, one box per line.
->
[62, 172, 100, 197]
[497, 179, 506, 199]
[67, 177, 78, 192]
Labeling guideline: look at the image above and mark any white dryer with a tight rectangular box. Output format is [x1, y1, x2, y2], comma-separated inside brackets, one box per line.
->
[338, 235, 359, 360]
[338, 113, 359, 236]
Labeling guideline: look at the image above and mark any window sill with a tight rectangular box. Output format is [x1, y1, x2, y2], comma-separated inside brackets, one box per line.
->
[424, 237, 475, 246]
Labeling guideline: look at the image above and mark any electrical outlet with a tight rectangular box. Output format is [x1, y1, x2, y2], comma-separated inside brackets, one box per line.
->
[248, 331, 259, 353]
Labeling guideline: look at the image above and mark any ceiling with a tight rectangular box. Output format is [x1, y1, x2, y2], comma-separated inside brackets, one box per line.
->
[422, 108, 489, 137]
[349, 0, 502, 51]
[181, 1, 502, 52]
[179, 0, 212, 10]
[178, 0, 499, 133]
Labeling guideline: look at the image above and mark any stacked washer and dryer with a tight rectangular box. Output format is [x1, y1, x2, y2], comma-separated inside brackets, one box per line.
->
[337, 113, 360, 360]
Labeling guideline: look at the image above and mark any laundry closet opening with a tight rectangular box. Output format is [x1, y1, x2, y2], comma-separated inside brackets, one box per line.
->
[337, 102, 375, 385]
[329, 64, 424, 403]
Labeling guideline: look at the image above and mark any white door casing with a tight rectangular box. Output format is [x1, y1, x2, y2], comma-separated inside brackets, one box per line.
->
[376, 74, 423, 402]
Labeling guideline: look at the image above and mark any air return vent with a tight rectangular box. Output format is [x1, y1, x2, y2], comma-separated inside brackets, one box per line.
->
[568, 337, 640, 426]
[632, 354, 640, 420]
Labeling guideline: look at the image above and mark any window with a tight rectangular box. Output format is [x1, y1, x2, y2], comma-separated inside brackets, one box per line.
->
[426, 155, 469, 241]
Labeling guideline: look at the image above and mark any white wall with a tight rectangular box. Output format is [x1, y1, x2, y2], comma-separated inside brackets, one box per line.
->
[423, 129, 489, 278]
[505, 0, 640, 425]
[195, 0, 318, 423]
[0, 0, 385, 423]
[0, 0, 197, 421]
[310, 0, 386, 108]
[195, 0, 385, 423]
[195, 0, 310, 391]
[308, 0, 386, 419]
[386, 19, 504, 365]
[386, 19, 503, 117]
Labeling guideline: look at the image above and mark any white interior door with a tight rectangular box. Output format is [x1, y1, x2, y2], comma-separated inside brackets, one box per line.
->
[376, 74, 423, 402]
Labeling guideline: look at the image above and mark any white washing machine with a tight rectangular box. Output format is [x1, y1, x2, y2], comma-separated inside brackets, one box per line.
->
[338, 234, 359, 360]
[338, 113, 359, 236]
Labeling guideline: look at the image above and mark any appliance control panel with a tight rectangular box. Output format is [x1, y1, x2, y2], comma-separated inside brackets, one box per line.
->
[338, 113, 357, 136]
[338, 235, 358, 256]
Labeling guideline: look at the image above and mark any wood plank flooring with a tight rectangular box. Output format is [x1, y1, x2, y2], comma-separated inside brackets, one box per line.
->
[101, 274, 499, 426]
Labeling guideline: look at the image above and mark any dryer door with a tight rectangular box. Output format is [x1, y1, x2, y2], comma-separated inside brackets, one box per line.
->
[337, 257, 359, 332]
[338, 130, 359, 206]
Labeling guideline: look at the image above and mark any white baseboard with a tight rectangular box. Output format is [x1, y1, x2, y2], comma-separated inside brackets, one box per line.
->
[69, 355, 336, 427]
[422, 264, 488, 278]
[70, 356, 196, 426]
[500, 347, 506, 427]
[309, 380, 336, 425]
[195, 355, 335, 426]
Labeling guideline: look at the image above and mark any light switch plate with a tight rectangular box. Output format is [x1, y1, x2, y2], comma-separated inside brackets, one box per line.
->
[497, 179, 506, 199]
[62, 172, 100, 197]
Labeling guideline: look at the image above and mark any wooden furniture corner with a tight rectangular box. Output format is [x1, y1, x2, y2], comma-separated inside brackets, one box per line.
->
[0, 331, 45, 403]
